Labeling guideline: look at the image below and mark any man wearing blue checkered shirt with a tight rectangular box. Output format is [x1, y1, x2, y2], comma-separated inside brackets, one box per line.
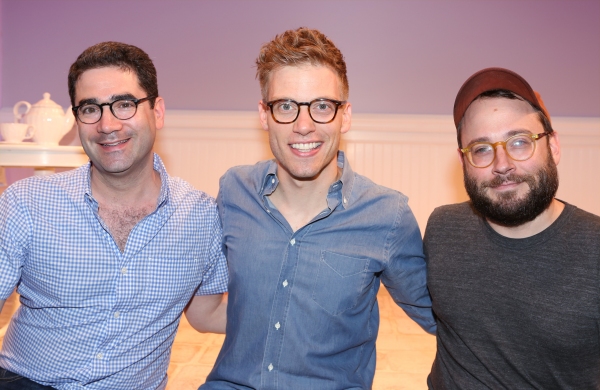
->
[0, 42, 228, 389]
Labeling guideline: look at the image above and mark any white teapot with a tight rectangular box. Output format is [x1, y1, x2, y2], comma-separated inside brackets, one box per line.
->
[13, 92, 75, 145]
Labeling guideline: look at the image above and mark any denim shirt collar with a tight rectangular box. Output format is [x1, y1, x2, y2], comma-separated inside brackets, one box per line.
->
[259, 150, 355, 211]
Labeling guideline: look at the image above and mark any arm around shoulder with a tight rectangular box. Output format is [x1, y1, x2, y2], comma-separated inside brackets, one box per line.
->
[184, 293, 227, 334]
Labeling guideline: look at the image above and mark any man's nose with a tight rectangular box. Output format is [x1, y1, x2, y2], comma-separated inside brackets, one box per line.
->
[491, 144, 516, 175]
[97, 106, 122, 133]
[293, 106, 316, 135]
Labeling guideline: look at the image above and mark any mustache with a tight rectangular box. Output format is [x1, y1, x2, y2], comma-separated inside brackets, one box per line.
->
[483, 174, 530, 188]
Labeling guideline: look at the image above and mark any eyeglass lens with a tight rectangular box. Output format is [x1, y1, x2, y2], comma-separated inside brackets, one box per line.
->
[270, 99, 340, 124]
[76, 100, 139, 124]
[468, 134, 537, 167]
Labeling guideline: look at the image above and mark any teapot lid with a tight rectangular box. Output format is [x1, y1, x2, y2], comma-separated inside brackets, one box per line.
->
[32, 93, 63, 109]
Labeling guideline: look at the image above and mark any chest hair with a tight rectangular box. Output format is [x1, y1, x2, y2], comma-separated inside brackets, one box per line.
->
[99, 204, 155, 252]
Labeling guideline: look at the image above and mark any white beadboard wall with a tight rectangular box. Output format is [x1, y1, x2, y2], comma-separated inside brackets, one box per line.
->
[156, 110, 600, 231]
[1, 108, 599, 231]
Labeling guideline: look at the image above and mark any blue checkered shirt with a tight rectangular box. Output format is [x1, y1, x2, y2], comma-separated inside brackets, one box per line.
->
[0, 154, 228, 389]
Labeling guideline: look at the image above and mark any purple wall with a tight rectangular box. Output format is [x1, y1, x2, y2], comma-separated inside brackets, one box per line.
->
[0, 0, 599, 117]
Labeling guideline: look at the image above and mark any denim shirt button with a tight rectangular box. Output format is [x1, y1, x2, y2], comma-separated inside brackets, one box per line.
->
[268, 363, 274, 371]
[343, 197, 348, 204]
[282, 280, 288, 287]
[290, 238, 296, 246]
[274, 322, 281, 330]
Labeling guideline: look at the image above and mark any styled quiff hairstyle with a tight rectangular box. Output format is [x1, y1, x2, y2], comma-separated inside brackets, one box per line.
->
[68, 41, 158, 108]
[256, 27, 349, 101]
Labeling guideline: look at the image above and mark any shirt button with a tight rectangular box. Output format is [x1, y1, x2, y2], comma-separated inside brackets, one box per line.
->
[282, 280, 288, 287]
[96, 353, 104, 360]
[343, 197, 348, 204]
[290, 238, 296, 246]
[275, 322, 281, 330]
[271, 178, 275, 184]
[114, 311, 120, 318]
[268, 363, 274, 371]
[121, 267, 127, 275]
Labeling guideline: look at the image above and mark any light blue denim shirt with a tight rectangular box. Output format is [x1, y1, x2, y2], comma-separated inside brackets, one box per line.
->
[0, 154, 228, 389]
[204, 151, 435, 390]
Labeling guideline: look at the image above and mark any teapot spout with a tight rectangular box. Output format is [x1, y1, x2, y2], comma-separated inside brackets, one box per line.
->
[63, 106, 75, 136]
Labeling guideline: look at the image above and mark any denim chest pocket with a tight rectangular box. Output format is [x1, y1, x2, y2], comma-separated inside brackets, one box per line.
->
[311, 251, 370, 316]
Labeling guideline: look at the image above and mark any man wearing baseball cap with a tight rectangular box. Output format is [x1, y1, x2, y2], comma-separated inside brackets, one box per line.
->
[424, 67, 600, 389]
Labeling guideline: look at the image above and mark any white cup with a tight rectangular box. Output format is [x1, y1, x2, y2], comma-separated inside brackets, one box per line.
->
[0, 123, 34, 143]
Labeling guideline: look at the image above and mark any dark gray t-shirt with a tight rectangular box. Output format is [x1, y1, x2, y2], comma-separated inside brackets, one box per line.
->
[425, 202, 600, 389]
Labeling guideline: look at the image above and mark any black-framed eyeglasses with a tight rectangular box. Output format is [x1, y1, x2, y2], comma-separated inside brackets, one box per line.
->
[265, 98, 346, 124]
[72, 96, 155, 124]
[460, 132, 550, 168]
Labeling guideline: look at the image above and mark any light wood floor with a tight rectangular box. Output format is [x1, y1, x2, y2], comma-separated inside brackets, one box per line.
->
[167, 288, 436, 389]
[0, 289, 436, 389]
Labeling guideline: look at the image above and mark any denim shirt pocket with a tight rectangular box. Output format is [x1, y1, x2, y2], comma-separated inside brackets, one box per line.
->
[311, 251, 369, 316]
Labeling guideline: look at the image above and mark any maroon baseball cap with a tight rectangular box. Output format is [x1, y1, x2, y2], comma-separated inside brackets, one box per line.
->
[453, 67, 550, 128]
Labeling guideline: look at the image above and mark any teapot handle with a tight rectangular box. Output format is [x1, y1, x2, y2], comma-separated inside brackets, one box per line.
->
[13, 101, 32, 123]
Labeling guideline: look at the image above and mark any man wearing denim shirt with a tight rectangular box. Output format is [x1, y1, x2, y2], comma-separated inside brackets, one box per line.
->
[0, 42, 228, 389]
[201, 27, 436, 390]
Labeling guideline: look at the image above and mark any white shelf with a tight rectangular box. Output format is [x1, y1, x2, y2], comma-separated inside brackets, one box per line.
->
[0, 143, 88, 175]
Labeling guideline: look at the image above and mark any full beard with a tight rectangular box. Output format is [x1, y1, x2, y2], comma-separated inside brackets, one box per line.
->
[463, 149, 559, 227]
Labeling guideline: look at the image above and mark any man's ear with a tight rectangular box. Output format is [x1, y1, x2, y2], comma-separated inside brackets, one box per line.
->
[153, 97, 166, 130]
[548, 131, 561, 166]
[457, 147, 465, 168]
[340, 102, 352, 134]
[258, 100, 269, 131]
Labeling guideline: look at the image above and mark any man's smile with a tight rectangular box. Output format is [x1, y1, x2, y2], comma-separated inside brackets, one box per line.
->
[290, 142, 322, 152]
[100, 139, 129, 147]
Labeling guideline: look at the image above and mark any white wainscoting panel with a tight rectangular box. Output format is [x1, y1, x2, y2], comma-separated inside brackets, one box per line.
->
[157, 110, 600, 231]
[1, 108, 598, 231]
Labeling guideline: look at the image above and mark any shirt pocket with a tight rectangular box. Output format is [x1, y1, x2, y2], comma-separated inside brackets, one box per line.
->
[311, 251, 369, 316]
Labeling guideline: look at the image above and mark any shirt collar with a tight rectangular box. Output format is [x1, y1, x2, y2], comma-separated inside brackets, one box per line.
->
[335, 150, 354, 210]
[152, 153, 170, 207]
[83, 153, 170, 208]
[259, 150, 355, 210]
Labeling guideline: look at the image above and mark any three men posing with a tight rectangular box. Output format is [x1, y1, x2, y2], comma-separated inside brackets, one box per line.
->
[0, 31, 597, 390]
